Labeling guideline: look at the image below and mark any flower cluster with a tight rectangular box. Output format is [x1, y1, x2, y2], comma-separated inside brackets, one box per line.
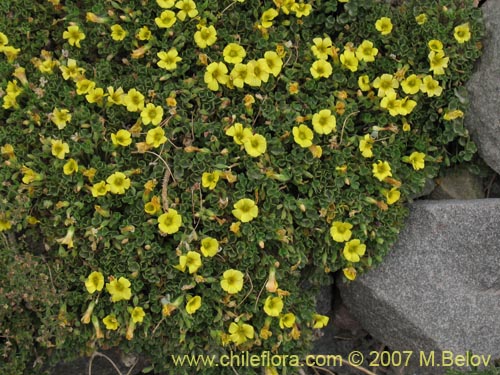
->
[0, 0, 484, 373]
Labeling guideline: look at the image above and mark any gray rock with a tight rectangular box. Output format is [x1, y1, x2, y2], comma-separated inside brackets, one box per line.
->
[429, 165, 484, 199]
[339, 199, 500, 374]
[465, 0, 500, 174]
[315, 279, 333, 315]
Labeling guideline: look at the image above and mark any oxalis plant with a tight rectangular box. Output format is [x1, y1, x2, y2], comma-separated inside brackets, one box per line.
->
[0, 0, 484, 374]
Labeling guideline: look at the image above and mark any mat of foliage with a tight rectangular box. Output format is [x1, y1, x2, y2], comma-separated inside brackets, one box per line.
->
[0, 0, 484, 374]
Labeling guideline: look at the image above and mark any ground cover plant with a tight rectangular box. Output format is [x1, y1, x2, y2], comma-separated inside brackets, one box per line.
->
[0, 0, 484, 374]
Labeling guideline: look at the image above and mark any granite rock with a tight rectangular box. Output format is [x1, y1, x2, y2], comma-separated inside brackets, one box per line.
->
[339, 200, 500, 374]
[465, 0, 500, 174]
[429, 165, 484, 200]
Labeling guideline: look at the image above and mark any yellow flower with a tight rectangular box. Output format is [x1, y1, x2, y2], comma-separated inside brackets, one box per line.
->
[311, 37, 332, 60]
[124, 88, 145, 112]
[21, 166, 39, 184]
[401, 74, 422, 95]
[0, 32, 8, 48]
[175, 0, 198, 21]
[146, 127, 167, 148]
[51, 108, 71, 129]
[201, 171, 221, 190]
[103, 314, 119, 330]
[261, 8, 279, 28]
[60, 59, 85, 80]
[420, 75, 442, 97]
[12, 63, 29, 83]
[51, 139, 70, 159]
[330, 221, 353, 243]
[312, 314, 329, 328]
[375, 17, 393, 35]
[245, 59, 270, 87]
[279, 313, 296, 329]
[56, 226, 75, 248]
[292, 125, 314, 148]
[162, 296, 183, 317]
[263, 51, 283, 77]
[264, 296, 284, 317]
[372, 160, 392, 181]
[141, 103, 164, 126]
[177, 251, 202, 274]
[343, 239, 366, 262]
[157, 0, 175, 8]
[232, 198, 258, 222]
[229, 322, 254, 345]
[144, 196, 162, 215]
[63, 158, 78, 175]
[155, 10, 177, 28]
[309, 144, 323, 158]
[81, 301, 95, 324]
[454, 23, 471, 44]
[380, 92, 401, 117]
[415, 13, 427, 25]
[91, 181, 109, 197]
[443, 109, 464, 121]
[359, 134, 374, 158]
[157, 49, 182, 71]
[429, 50, 449, 75]
[186, 296, 202, 315]
[343, 267, 357, 281]
[373, 74, 399, 97]
[243, 133, 267, 157]
[243, 94, 255, 109]
[402, 120, 411, 132]
[398, 97, 417, 116]
[194, 25, 217, 48]
[166, 96, 177, 107]
[63, 25, 85, 48]
[86, 12, 108, 24]
[2, 46, 20, 63]
[1, 143, 14, 157]
[356, 40, 378, 62]
[204, 62, 229, 91]
[288, 81, 299, 95]
[383, 187, 401, 205]
[38, 58, 58, 74]
[406, 151, 426, 170]
[110, 24, 128, 41]
[84, 271, 104, 294]
[85, 87, 105, 105]
[106, 277, 132, 302]
[291, 2, 312, 18]
[340, 50, 359, 72]
[310, 60, 332, 79]
[106, 172, 131, 194]
[223, 43, 246, 65]
[200, 237, 219, 257]
[75, 79, 96, 95]
[221, 269, 244, 294]
[428, 39, 443, 52]
[131, 306, 145, 323]
[2, 93, 18, 109]
[136, 26, 152, 41]
[312, 109, 336, 135]
[158, 209, 182, 234]
[111, 129, 132, 147]
[229, 63, 248, 88]
[226, 123, 252, 146]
